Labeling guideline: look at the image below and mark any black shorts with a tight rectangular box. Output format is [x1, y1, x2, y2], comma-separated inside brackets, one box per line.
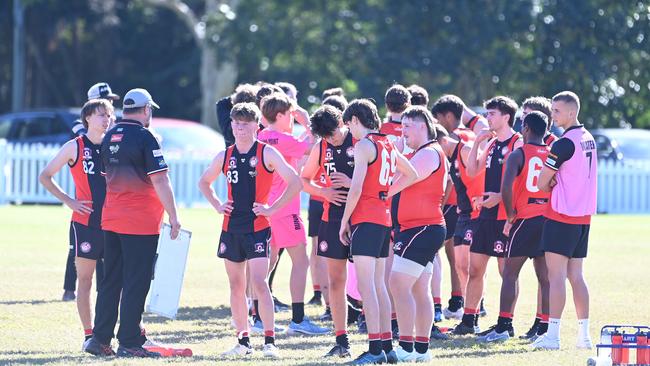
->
[453, 214, 478, 247]
[393, 225, 446, 266]
[541, 219, 590, 258]
[317, 220, 349, 260]
[308, 199, 324, 237]
[349, 223, 391, 259]
[470, 219, 509, 257]
[443, 205, 458, 240]
[218, 228, 271, 262]
[70, 221, 104, 260]
[506, 216, 545, 258]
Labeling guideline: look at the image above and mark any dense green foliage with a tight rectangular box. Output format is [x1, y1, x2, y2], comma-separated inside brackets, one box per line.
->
[2, 0, 649, 129]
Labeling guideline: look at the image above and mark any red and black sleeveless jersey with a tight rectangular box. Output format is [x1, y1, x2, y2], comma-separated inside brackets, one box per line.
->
[380, 119, 402, 140]
[351, 133, 396, 227]
[466, 115, 483, 131]
[310, 167, 327, 203]
[449, 141, 484, 218]
[512, 144, 550, 219]
[543, 132, 558, 146]
[480, 133, 522, 220]
[69, 135, 105, 228]
[222, 141, 274, 233]
[319, 131, 355, 222]
[392, 142, 447, 230]
[446, 127, 476, 206]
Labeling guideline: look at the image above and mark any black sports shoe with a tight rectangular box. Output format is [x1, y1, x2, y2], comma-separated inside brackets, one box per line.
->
[477, 323, 515, 338]
[319, 307, 332, 321]
[452, 322, 477, 335]
[116, 346, 161, 358]
[273, 296, 290, 312]
[307, 293, 323, 306]
[520, 320, 540, 339]
[430, 324, 449, 340]
[385, 349, 397, 364]
[62, 290, 76, 301]
[324, 344, 351, 358]
[83, 337, 115, 356]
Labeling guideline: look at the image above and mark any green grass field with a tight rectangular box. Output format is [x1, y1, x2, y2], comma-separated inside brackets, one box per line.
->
[1, 205, 649, 365]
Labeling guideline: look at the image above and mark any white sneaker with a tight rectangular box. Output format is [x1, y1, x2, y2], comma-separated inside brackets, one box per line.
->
[262, 343, 280, 358]
[443, 307, 464, 320]
[221, 343, 253, 357]
[576, 337, 593, 349]
[414, 350, 432, 362]
[531, 334, 560, 350]
[394, 345, 416, 362]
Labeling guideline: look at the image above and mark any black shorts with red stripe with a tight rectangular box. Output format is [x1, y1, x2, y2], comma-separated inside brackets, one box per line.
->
[69, 221, 104, 260]
[453, 214, 478, 247]
[505, 216, 545, 258]
[218, 228, 271, 262]
[393, 224, 446, 266]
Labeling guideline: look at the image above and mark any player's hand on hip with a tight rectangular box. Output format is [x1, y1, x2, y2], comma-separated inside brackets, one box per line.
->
[252, 202, 275, 217]
[217, 200, 234, 215]
[481, 191, 501, 208]
[339, 221, 351, 246]
[68, 199, 93, 215]
[330, 172, 351, 188]
[169, 216, 181, 240]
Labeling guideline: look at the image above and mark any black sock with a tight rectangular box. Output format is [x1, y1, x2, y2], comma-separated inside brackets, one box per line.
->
[398, 340, 413, 352]
[336, 333, 350, 349]
[537, 322, 548, 335]
[292, 302, 305, 323]
[495, 316, 513, 333]
[253, 300, 261, 322]
[414, 341, 428, 354]
[474, 314, 480, 327]
[265, 335, 275, 345]
[391, 318, 398, 330]
[448, 295, 464, 311]
[461, 313, 475, 327]
[434, 303, 442, 312]
[532, 317, 541, 327]
[239, 336, 250, 347]
[480, 298, 485, 312]
[382, 339, 393, 353]
[313, 290, 322, 298]
[85, 334, 92, 341]
[369, 339, 382, 355]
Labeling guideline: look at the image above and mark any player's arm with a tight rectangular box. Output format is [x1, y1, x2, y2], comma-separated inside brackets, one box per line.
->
[339, 139, 372, 244]
[253, 145, 302, 217]
[39, 140, 93, 215]
[442, 174, 453, 206]
[539, 138, 574, 192]
[300, 144, 347, 206]
[461, 105, 489, 148]
[466, 129, 495, 177]
[501, 148, 523, 223]
[198, 151, 233, 215]
[388, 148, 431, 198]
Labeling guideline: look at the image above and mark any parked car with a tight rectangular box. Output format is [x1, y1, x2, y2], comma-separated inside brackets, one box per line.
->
[591, 128, 650, 163]
[0, 109, 225, 155]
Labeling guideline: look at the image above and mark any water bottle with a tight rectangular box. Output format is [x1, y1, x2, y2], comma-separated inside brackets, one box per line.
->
[600, 328, 612, 358]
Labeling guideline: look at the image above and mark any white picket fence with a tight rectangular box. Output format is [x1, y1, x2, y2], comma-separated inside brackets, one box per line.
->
[1, 140, 649, 213]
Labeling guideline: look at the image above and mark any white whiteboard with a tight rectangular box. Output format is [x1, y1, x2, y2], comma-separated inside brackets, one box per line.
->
[145, 223, 192, 319]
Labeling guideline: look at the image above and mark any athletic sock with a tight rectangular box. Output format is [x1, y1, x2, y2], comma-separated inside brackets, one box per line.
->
[398, 336, 414, 352]
[335, 330, 349, 349]
[414, 336, 429, 354]
[391, 312, 398, 331]
[368, 333, 382, 355]
[238, 331, 250, 347]
[84, 328, 93, 341]
[264, 330, 275, 345]
[495, 312, 513, 333]
[381, 332, 393, 353]
[547, 318, 561, 340]
[448, 292, 464, 311]
[292, 302, 305, 324]
[537, 314, 549, 335]
[253, 300, 261, 322]
[313, 285, 322, 299]
[577, 318, 590, 339]
[433, 297, 442, 306]
[461, 308, 478, 327]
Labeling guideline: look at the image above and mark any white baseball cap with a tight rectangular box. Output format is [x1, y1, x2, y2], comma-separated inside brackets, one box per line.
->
[122, 88, 160, 109]
[87, 82, 120, 101]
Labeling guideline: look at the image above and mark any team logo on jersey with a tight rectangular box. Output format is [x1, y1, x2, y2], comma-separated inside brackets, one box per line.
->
[219, 242, 227, 254]
[393, 241, 403, 251]
[83, 148, 92, 160]
[109, 145, 120, 154]
[249, 156, 258, 168]
[346, 146, 354, 157]
[319, 241, 328, 252]
[254, 242, 265, 253]
[152, 149, 163, 157]
[493, 240, 505, 254]
[228, 157, 237, 169]
[502, 146, 509, 155]
[464, 229, 473, 244]
[80, 241, 92, 253]
[158, 159, 166, 167]
[249, 170, 257, 177]
[325, 149, 333, 161]
[116, 128, 123, 132]
[110, 134, 123, 142]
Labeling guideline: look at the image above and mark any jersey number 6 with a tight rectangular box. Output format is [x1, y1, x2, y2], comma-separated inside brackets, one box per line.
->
[525, 156, 544, 193]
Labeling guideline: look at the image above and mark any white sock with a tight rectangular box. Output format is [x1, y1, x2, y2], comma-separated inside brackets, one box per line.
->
[577, 318, 590, 339]
[547, 318, 561, 340]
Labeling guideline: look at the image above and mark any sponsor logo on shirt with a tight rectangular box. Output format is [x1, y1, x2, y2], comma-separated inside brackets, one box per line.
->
[109, 145, 120, 154]
[346, 146, 354, 158]
[110, 134, 123, 142]
[83, 148, 92, 160]
[249, 156, 258, 168]
[228, 157, 237, 169]
[158, 159, 166, 167]
[152, 149, 163, 157]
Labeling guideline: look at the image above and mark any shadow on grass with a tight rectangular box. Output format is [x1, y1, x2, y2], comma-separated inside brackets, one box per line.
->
[0, 299, 62, 306]
[0, 350, 91, 365]
[144, 305, 232, 324]
[430, 336, 533, 359]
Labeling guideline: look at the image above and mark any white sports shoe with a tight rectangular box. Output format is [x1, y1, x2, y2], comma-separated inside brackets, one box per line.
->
[262, 343, 280, 358]
[531, 334, 560, 350]
[576, 337, 593, 349]
[394, 346, 416, 362]
[443, 307, 464, 320]
[414, 350, 432, 362]
[221, 343, 253, 357]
